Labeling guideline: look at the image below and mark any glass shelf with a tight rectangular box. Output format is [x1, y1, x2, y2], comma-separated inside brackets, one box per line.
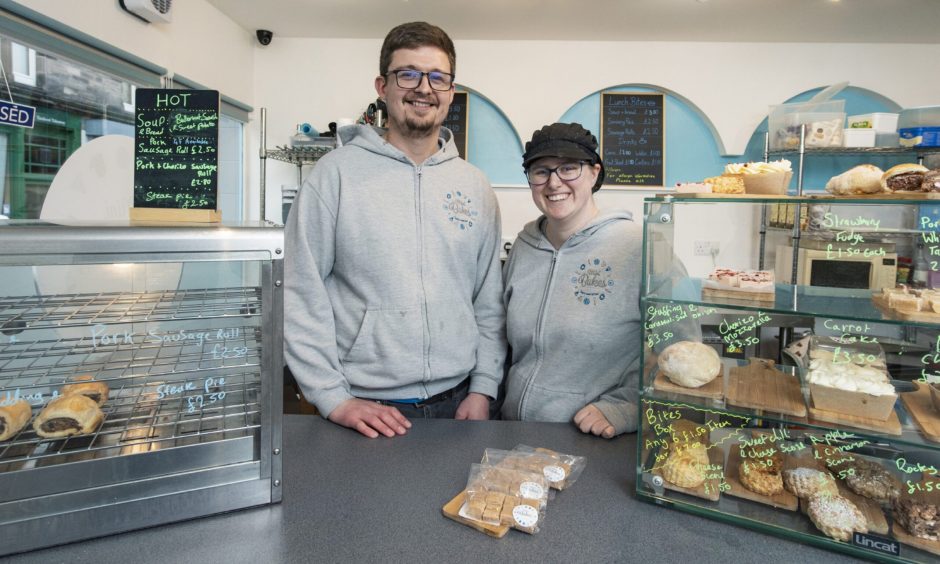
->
[767, 146, 940, 156]
[644, 278, 940, 330]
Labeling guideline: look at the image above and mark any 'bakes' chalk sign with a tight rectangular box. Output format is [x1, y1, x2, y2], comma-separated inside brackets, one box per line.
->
[134, 89, 219, 210]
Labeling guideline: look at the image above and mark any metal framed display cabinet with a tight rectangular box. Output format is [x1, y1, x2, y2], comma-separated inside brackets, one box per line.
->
[637, 195, 940, 563]
[0, 222, 284, 555]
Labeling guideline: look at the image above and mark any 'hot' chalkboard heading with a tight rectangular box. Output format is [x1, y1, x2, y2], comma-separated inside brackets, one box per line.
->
[134, 88, 220, 211]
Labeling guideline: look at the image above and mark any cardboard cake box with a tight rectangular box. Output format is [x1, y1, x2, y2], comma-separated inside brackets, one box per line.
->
[810, 382, 897, 421]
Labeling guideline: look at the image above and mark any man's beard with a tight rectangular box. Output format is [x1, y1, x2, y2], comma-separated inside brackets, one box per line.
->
[400, 114, 437, 138]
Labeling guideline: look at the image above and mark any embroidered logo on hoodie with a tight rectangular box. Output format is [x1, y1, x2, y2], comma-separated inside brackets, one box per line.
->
[443, 191, 478, 230]
[571, 258, 614, 305]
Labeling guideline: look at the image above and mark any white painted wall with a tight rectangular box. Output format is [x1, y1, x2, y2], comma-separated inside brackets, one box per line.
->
[252, 37, 940, 238]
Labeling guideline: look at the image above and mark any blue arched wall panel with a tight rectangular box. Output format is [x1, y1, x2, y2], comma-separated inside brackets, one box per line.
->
[462, 83, 907, 192]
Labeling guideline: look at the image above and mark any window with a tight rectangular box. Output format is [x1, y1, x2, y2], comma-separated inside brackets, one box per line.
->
[0, 12, 248, 221]
[10, 41, 36, 86]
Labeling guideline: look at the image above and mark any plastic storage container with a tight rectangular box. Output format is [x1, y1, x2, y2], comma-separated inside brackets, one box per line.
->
[842, 129, 876, 148]
[898, 105, 940, 147]
[768, 99, 846, 150]
[846, 112, 899, 132]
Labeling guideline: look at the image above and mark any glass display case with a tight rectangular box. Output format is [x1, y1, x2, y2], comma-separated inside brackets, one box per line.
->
[0, 222, 284, 555]
[637, 196, 940, 563]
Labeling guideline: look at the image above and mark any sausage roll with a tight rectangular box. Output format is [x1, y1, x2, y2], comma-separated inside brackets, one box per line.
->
[33, 394, 103, 439]
[61, 374, 109, 406]
[0, 399, 32, 441]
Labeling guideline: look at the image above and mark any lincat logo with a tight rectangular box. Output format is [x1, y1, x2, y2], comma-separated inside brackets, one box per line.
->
[442, 191, 478, 230]
[852, 532, 900, 556]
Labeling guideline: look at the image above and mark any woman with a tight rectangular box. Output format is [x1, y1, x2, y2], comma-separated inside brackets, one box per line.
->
[501, 122, 643, 438]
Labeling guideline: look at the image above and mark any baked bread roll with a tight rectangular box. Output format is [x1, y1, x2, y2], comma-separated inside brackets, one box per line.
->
[881, 163, 929, 192]
[824, 164, 884, 195]
[807, 493, 868, 541]
[33, 394, 103, 439]
[662, 442, 709, 488]
[61, 374, 109, 406]
[658, 341, 721, 388]
[0, 399, 32, 441]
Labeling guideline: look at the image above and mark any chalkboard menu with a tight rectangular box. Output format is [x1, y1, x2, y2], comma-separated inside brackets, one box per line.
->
[600, 92, 664, 186]
[134, 88, 219, 210]
[443, 91, 468, 159]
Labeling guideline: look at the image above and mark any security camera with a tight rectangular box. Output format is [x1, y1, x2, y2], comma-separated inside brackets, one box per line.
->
[256, 29, 273, 46]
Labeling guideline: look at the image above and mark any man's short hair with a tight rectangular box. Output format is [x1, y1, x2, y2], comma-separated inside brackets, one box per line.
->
[379, 22, 456, 78]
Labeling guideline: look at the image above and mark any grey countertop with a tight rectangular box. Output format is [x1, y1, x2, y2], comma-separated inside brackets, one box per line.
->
[7, 415, 860, 564]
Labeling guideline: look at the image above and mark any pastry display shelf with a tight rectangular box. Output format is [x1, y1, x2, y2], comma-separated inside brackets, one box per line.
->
[645, 280, 937, 330]
[639, 380, 929, 451]
[0, 287, 261, 330]
[637, 427, 938, 564]
[0, 369, 261, 472]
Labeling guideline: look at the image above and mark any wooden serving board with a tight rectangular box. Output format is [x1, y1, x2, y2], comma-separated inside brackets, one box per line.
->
[727, 358, 807, 417]
[901, 381, 940, 444]
[872, 294, 940, 323]
[442, 491, 509, 538]
[808, 398, 902, 436]
[653, 368, 724, 400]
[701, 287, 776, 303]
[724, 443, 798, 511]
[651, 443, 725, 502]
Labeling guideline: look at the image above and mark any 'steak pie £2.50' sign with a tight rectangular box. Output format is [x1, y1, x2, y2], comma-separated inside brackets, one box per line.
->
[134, 89, 219, 210]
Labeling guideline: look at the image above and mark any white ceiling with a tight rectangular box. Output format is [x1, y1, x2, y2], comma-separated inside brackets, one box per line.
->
[206, 0, 940, 43]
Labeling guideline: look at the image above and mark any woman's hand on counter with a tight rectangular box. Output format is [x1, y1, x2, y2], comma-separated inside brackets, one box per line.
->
[454, 392, 490, 420]
[573, 405, 615, 439]
[328, 398, 411, 438]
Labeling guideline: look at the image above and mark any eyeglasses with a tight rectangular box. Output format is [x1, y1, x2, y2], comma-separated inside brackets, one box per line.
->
[387, 69, 455, 91]
[526, 162, 586, 186]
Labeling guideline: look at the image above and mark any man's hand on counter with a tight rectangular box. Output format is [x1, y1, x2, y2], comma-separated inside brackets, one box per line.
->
[328, 398, 412, 438]
[573, 404, 615, 439]
[454, 392, 490, 420]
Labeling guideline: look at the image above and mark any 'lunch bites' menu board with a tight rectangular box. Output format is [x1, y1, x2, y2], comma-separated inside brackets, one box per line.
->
[134, 89, 219, 211]
[600, 92, 664, 187]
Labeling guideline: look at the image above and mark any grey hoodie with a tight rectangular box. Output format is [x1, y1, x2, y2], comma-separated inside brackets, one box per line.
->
[501, 211, 642, 435]
[284, 125, 506, 417]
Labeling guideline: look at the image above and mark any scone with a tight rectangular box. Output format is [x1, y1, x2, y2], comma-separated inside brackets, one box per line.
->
[33, 394, 104, 439]
[0, 399, 32, 441]
[61, 374, 109, 406]
[738, 451, 784, 496]
[658, 341, 722, 388]
[807, 494, 868, 541]
[893, 497, 940, 541]
[783, 467, 839, 499]
[842, 458, 901, 504]
[662, 442, 710, 488]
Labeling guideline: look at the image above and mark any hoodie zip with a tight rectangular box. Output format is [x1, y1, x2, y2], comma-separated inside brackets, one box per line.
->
[517, 249, 558, 419]
[415, 166, 432, 391]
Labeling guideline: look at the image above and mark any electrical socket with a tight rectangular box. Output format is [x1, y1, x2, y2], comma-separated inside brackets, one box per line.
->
[694, 241, 718, 256]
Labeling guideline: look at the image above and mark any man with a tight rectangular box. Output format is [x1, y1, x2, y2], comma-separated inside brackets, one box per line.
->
[284, 22, 505, 438]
